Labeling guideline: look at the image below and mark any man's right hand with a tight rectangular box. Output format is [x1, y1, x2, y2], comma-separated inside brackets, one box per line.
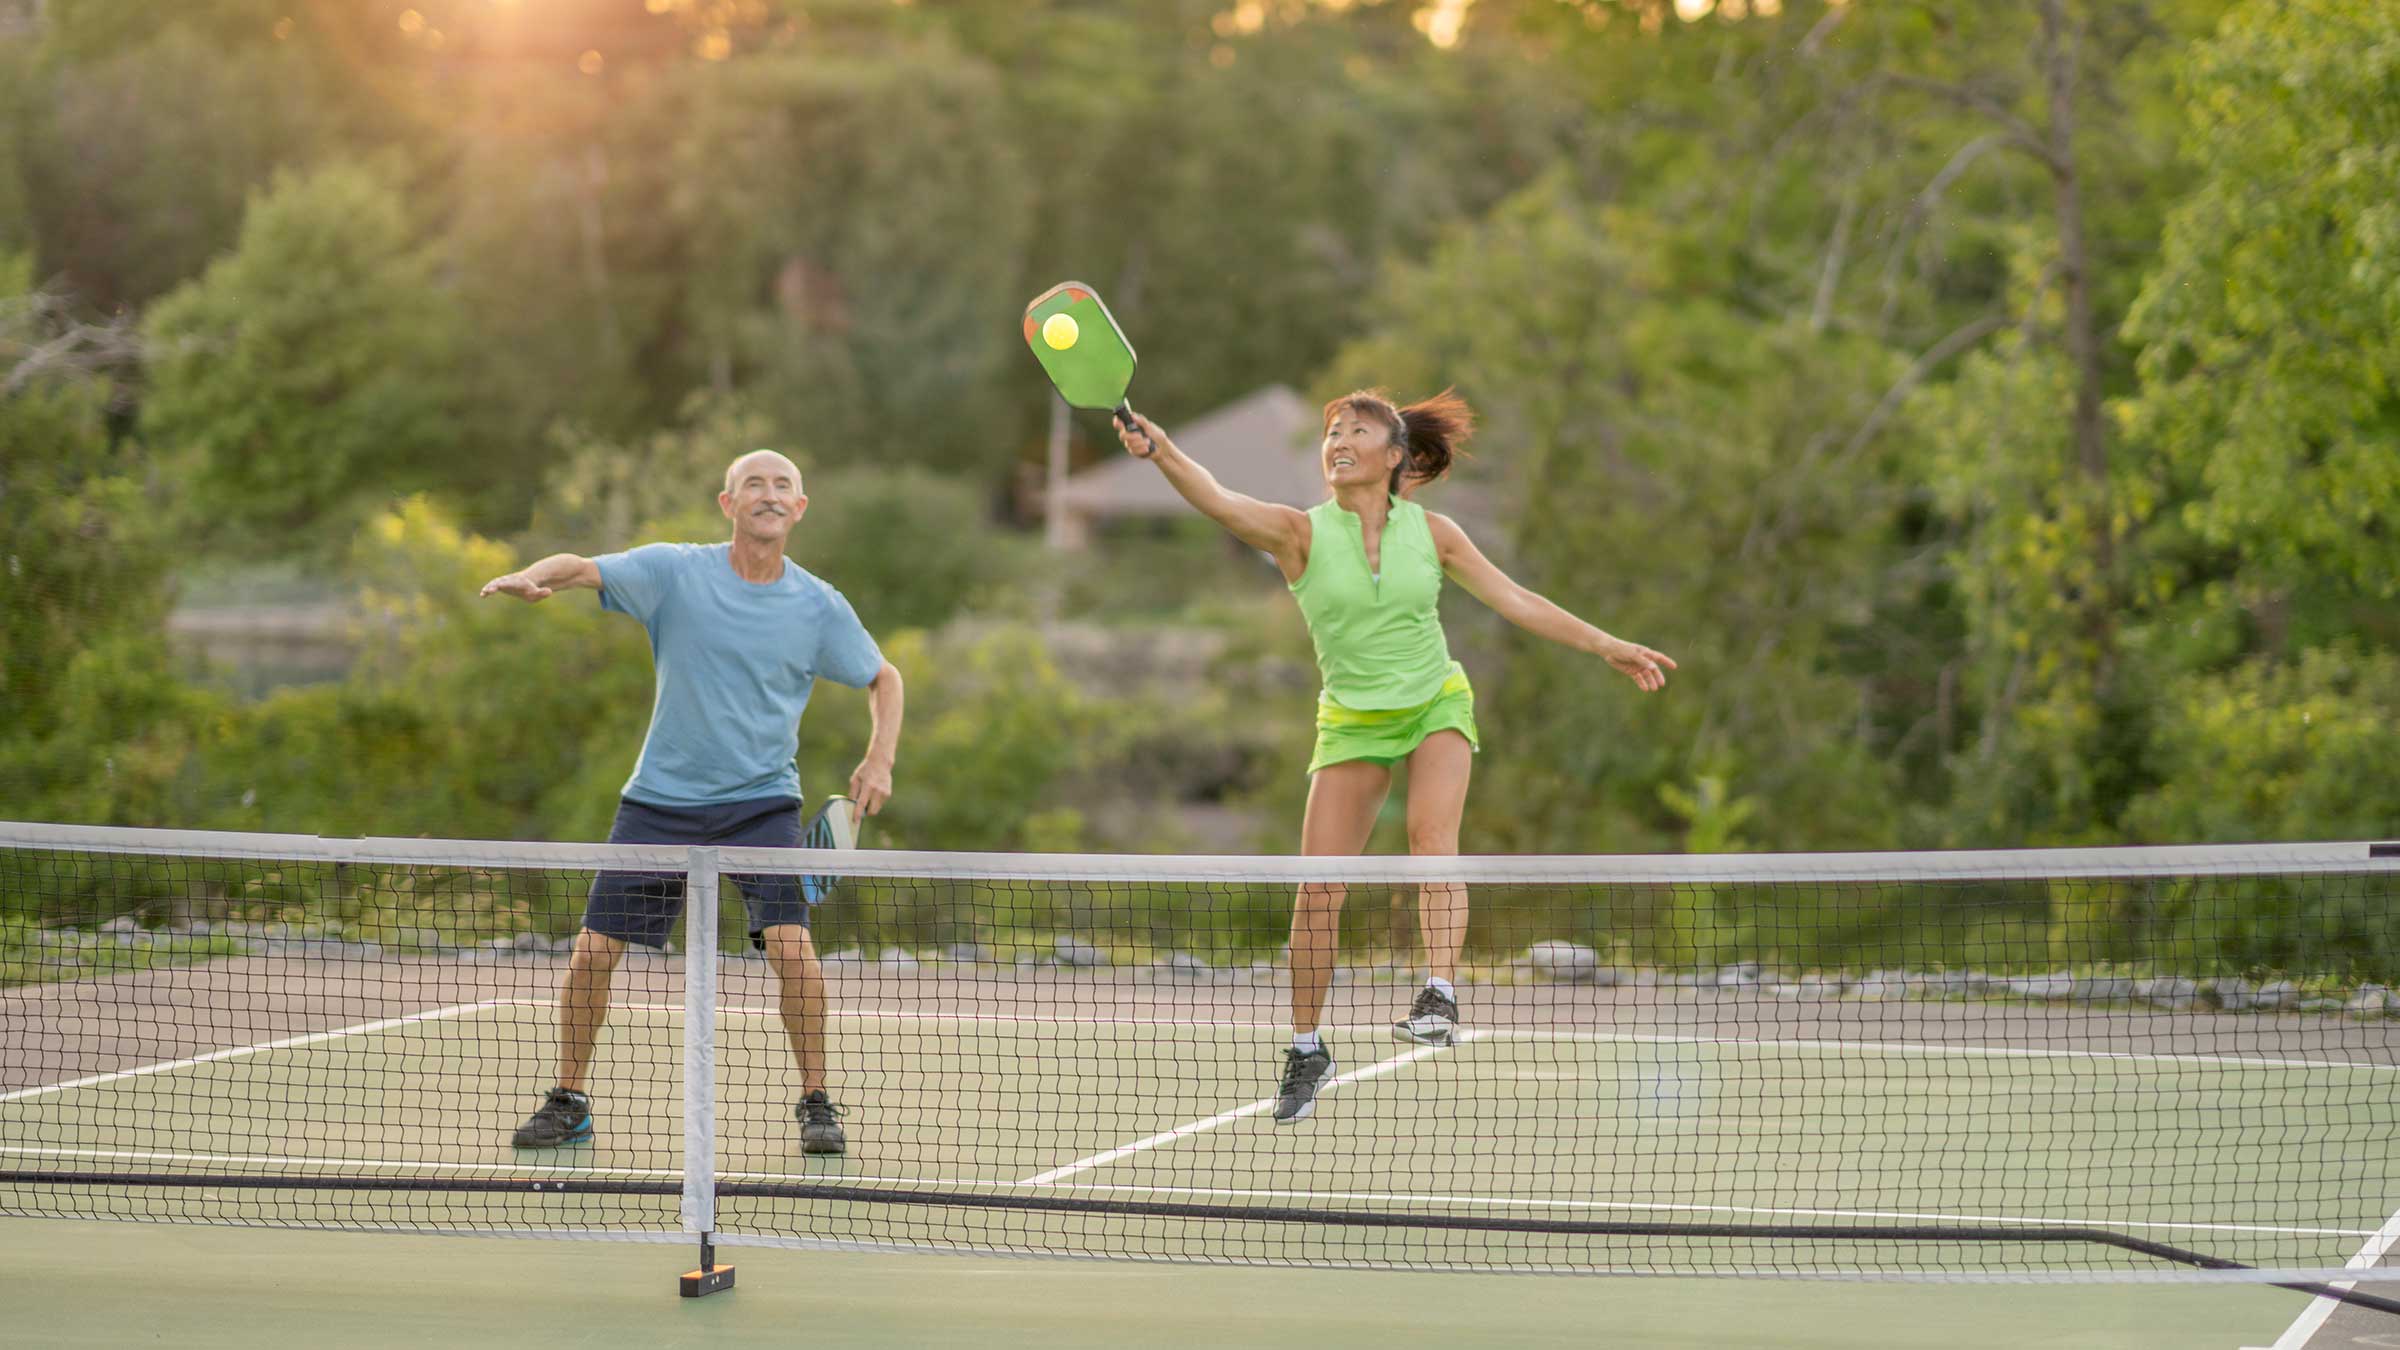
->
[479, 571, 554, 602]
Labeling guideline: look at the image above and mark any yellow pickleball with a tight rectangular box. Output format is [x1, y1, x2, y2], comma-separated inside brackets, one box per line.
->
[1041, 312, 1080, 351]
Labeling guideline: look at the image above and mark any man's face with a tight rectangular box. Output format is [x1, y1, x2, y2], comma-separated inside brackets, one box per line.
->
[719, 452, 806, 544]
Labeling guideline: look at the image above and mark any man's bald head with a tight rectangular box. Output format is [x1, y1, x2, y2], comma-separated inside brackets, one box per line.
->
[719, 449, 806, 548]
[724, 449, 802, 496]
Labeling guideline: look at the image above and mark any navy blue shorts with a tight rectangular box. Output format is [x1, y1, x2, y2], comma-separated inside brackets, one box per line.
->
[584, 796, 812, 950]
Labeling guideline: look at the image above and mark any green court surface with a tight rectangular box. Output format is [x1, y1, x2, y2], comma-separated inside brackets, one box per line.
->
[0, 1217, 2324, 1349]
[6, 978, 2397, 1346]
[6, 997, 2393, 1276]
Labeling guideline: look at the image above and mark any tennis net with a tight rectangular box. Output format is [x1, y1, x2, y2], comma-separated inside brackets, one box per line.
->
[3, 821, 2398, 1300]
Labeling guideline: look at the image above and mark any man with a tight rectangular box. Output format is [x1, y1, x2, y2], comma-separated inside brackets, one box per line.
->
[479, 449, 903, 1155]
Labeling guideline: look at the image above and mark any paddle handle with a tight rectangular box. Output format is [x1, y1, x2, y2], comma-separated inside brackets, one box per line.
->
[1113, 402, 1155, 458]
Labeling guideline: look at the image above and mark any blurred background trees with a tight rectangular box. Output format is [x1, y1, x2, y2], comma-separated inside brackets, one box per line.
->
[2, 0, 2391, 870]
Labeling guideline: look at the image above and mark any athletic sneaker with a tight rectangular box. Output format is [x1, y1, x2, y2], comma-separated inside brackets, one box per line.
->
[1272, 1045, 1337, 1125]
[511, 1087, 592, 1148]
[1391, 984, 1460, 1047]
[798, 1090, 848, 1155]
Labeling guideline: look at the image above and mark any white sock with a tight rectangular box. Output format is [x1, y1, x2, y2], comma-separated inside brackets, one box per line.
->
[1292, 1031, 1323, 1054]
[1427, 976, 1455, 1000]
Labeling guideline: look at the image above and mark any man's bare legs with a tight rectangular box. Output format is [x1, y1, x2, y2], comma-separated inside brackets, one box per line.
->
[509, 927, 623, 1147]
[758, 923, 826, 1094]
[556, 928, 625, 1093]
[761, 921, 845, 1153]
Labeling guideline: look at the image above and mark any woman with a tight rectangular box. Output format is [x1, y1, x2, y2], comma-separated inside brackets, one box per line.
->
[1114, 391, 1674, 1125]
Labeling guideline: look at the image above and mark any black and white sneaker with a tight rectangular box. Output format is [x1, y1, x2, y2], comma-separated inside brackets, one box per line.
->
[1391, 985, 1460, 1046]
[1272, 1045, 1337, 1125]
[798, 1090, 848, 1155]
[511, 1087, 592, 1148]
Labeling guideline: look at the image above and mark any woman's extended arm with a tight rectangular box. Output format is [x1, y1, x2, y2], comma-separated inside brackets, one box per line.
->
[1115, 412, 1309, 581]
[1427, 513, 1675, 692]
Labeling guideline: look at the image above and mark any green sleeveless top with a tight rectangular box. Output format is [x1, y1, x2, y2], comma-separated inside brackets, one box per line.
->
[1288, 496, 1455, 710]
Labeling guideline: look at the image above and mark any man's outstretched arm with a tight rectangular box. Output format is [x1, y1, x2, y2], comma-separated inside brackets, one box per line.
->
[479, 554, 602, 602]
[848, 660, 903, 816]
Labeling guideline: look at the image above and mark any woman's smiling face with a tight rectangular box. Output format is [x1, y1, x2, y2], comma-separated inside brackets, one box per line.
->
[1322, 402, 1403, 491]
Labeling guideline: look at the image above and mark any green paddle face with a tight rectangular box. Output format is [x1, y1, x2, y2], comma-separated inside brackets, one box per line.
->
[1022, 282, 1138, 412]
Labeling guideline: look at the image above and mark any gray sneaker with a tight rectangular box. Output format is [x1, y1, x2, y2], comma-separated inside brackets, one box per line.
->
[510, 1087, 592, 1148]
[1392, 985, 1459, 1046]
[798, 1090, 848, 1155]
[1272, 1045, 1337, 1125]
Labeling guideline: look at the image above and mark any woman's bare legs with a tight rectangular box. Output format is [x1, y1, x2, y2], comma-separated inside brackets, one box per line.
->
[1291, 759, 1391, 1034]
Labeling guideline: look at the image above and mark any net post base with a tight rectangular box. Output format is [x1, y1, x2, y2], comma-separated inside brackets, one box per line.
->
[679, 1265, 736, 1298]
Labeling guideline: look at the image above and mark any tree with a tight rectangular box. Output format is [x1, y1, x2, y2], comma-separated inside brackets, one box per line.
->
[2122, 0, 2400, 603]
[0, 252, 225, 825]
[140, 163, 470, 550]
[530, 393, 1030, 633]
[1825, 0, 2219, 843]
[21, 22, 326, 307]
[1328, 178, 1912, 852]
[0, 37, 34, 255]
[671, 38, 1035, 472]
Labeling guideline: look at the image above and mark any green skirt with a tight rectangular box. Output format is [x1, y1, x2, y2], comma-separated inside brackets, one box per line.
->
[1308, 663, 1480, 774]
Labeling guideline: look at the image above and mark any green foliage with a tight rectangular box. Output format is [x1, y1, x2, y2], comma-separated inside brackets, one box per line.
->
[1330, 177, 1910, 854]
[2125, 646, 2400, 844]
[531, 394, 1029, 632]
[0, 357, 158, 741]
[22, 23, 325, 306]
[0, 40, 34, 255]
[4, 1, 2395, 993]
[1914, 340, 2136, 844]
[441, 74, 698, 499]
[529, 395, 784, 552]
[786, 467, 1031, 633]
[672, 40, 1035, 473]
[836, 627, 1113, 855]
[0, 252, 226, 827]
[36, 0, 292, 65]
[255, 496, 652, 840]
[2122, 0, 2400, 599]
[140, 163, 469, 549]
[0, 917, 251, 988]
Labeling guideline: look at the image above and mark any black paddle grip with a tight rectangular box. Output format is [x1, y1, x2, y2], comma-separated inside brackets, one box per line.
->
[1114, 402, 1155, 457]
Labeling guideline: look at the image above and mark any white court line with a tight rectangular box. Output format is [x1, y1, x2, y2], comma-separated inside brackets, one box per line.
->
[496, 999, 2400, 1074]
[1018, 1036, 1467, 1186]
[1463, 1029, 2400, 1076]
[0, 1144, 2365, 1243]
[491, 996, 1395, 1034]
[2251, 1203, 2400, 1350]
[0, 999, 509, 1104]
[0, 1144, 684, 1179]
[10, 997, 2385, 1257]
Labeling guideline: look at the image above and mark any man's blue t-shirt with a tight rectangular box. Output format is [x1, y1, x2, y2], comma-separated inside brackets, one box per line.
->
[595, 542, 883, 807]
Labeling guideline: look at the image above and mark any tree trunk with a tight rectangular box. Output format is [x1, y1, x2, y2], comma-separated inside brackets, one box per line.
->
[577, 144, 626, 373]
[2038, 0, 2111, 583]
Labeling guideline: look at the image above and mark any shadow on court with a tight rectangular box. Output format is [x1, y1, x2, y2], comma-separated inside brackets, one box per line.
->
[0, 1218, 2321, 1350]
